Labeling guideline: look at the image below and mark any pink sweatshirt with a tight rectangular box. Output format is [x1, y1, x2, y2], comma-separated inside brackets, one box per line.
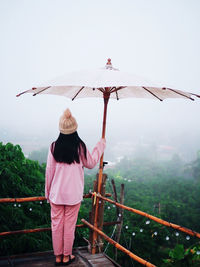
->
[45, 139, 106, 205]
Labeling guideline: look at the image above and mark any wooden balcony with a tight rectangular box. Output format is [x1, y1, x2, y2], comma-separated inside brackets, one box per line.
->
[0, 247, 118, 267]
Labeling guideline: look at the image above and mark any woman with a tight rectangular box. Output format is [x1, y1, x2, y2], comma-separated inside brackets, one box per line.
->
[45, 108, 106, 265]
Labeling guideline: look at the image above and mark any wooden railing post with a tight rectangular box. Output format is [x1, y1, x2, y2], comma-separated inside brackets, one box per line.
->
[97, 173, 107, 252]
[114, 183, 125, 261]
[89, 173, 107, 253]
[89, 179, 97, 252]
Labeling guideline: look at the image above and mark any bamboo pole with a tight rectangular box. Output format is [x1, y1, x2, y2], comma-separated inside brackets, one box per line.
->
[93, 193, 200, 239]
[92, 91, 110, 254]
[115, 184, 125, 260]
[0, 196, 46, 203]
[0, 225, 85, 237]
[0, 193, 112, 203]
[111, 179, 120, 216]
[82, 219, 156, 267]
[0, 221, 120, 237]
[0, 228, 51, 236]
[111, 179, 121, 259]
[89, 179, 98, 248]
[97, 174, 107, 252]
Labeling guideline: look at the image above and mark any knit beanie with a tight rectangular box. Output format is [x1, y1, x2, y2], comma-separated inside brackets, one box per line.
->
[59, 108, 78, 134]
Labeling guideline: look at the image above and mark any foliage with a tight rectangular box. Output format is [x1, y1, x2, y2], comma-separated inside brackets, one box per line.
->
[103, 153, 200, 266]
[0, 142, 45, 198]
[0, 142, 50, 256]
[0, 142, 200, 267]
[162, 243, 200, 267]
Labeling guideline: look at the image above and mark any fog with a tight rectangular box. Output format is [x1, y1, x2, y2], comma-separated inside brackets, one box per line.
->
[0, 0, 200, 162]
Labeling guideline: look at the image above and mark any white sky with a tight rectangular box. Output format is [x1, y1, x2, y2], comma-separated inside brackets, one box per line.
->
[0, 0, 200, 158]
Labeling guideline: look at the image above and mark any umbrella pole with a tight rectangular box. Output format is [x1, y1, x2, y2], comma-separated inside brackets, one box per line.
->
[91, 92, 110, 254]
[98, 94, 109, 190]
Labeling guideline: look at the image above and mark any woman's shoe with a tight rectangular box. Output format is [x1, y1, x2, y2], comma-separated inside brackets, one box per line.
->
[62, 255, 75, 265]
[55, 255, 63, 266]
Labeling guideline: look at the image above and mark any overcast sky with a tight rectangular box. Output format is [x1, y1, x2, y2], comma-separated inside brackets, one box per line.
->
[0, 0, 200, 159]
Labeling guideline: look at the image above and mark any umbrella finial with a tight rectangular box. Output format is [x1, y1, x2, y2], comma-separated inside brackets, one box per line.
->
[105, 58, 119, 71]
[107, 58, 112, 65]
[106, 58, 113, 69]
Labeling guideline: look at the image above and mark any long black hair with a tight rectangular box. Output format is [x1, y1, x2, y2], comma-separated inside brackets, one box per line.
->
[51, 132, 87, 164]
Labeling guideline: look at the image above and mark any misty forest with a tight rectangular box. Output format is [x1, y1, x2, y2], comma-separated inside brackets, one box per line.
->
[0, 141, 200, 267]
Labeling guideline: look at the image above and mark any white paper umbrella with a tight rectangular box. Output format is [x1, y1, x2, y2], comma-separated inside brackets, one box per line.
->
[17, 58, 200, 192]
[17, 59, 198, 101]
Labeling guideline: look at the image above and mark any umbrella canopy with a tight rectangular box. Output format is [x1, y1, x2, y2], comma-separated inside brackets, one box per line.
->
[17, 59, 199, 101]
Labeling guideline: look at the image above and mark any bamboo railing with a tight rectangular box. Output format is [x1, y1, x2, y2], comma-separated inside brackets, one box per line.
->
[0, 196, 46, 203]
[0, 221, 120, 237]
[92, 193, 200, 239]
[0, 193, 111, 203]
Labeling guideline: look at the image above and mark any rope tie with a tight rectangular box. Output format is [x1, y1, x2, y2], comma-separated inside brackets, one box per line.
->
[93, 192, 97, 206]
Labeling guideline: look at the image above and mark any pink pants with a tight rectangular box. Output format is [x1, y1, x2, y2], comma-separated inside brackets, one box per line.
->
[50, 202, 81, 256]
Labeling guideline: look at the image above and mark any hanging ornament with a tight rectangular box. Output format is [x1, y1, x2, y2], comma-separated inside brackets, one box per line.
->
[186, 236, 190, 240]
[152, 231, 158, 237]
[132, 232, 136, 236]
[18, 204, 21, 207]
[125, 226, 129, 229]
[40, 201, 42, 204]
[197, 251, 200, 255]
[140, 229, 143, 232]
[112, 205, 115, 208]
[107, 206, 111, 210]
[14, 204, 17, 207]
[145, 220, 150, 224]
[119, 213, 121, 217]
[175, 232, 179, 236]
[29, 208, 32, 211]
[166, 236, 169, 240]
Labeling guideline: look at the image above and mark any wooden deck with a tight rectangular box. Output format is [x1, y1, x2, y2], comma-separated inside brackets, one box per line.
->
[0, 247, 119, 267]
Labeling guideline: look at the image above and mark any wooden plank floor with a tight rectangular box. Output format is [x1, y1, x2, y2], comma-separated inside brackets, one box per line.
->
[0, 247, 117, 267]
